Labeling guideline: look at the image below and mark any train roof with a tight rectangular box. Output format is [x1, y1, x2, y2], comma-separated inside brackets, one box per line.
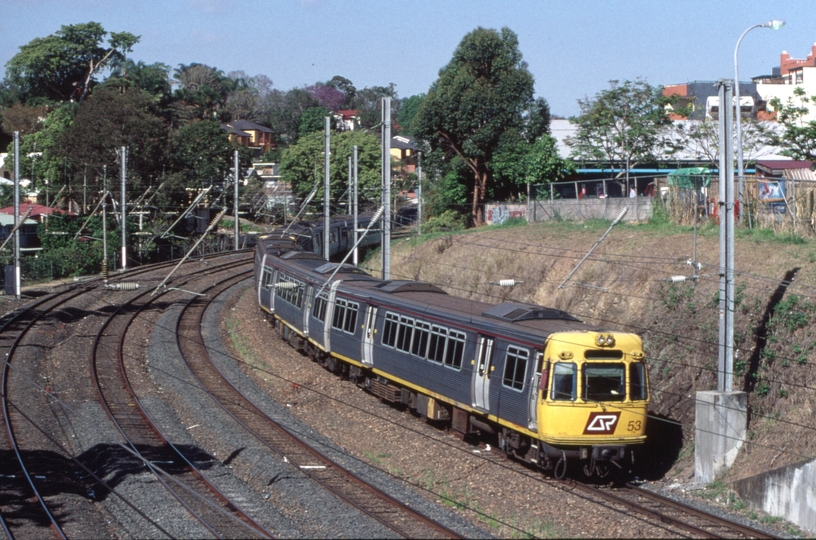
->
[338, 279, 596, 344]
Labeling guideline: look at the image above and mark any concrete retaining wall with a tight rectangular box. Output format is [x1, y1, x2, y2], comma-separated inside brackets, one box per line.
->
[732, 459, 816, 535]
[484, 198, 653, 225]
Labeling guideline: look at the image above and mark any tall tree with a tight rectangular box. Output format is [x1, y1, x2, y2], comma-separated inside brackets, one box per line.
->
[280, 130, 381, 206]
[265, 88, 320, 144]
[326, 75, 356, 109]
[768, 87, 816, 160]
[3, 22, 139, 104]
[566, 79, 675, 186]
[353, 84, 399, 130]
[397, 94, 425, 137]
[170, 63, 234, 124]
[225, 71, 274, 122]
[412, 27, 536, 225]
[53, 86, 168, 192]
[102, 60, 172, 104]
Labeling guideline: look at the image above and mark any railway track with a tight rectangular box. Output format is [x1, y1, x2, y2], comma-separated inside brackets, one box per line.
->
[174, 269, 462, 539]
[558, 478, 778, 538]
[92, 256, 273, 538]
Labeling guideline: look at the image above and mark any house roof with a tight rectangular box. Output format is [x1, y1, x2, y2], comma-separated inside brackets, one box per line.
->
[227, 120, 274, 133]
[391, 135, 417, 151]
[756, 160, 814, 177]
[0, 204, 70, 218]
[221, 123, 251, 137]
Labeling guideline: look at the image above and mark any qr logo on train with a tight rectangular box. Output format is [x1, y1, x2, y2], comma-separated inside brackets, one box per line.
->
[583, 412, 621, 434]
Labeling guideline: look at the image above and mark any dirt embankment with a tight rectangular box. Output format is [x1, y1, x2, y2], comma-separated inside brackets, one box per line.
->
[371, 222, 816, 483]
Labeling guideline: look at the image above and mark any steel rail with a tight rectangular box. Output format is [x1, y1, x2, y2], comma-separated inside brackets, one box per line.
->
[175, 273, 463, 539]
[91, 256, 271, 539]
[0, 251, 251, 538]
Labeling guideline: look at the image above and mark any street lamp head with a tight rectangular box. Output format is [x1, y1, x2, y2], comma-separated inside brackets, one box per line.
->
[762, 19, 785, 30]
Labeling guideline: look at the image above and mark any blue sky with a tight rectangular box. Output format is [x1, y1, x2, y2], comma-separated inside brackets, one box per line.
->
[0, 0, 809, 117]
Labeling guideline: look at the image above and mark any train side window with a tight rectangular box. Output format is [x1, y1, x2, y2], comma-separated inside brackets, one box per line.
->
[444, 330, 466, 370]
[332, 298, 359, 334]
[276, 273, 304, 308]
[427, 325, 447, 364]
[629, 362, 648, 401]
[582, 363, 625, 402]
[382, 312, 399, 347]
[261, 269, 274, 290]
[411, 321, 430, 358]
[312, 293, 328, 321]
[551, 362, 576, 401]
[502, 346, 528, 390]
[396, 315, 414, 353]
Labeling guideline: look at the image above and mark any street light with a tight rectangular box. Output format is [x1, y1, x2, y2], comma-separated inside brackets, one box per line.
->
[734, 19, 785, 224]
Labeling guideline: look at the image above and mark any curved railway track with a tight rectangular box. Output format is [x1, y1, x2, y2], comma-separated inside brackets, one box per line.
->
[0, 251, 469, 538]
[0, 254, 256, 538]
[91, 257, 273, 539]
[554, 478, 778, 539]
[174, 268, 462, 539]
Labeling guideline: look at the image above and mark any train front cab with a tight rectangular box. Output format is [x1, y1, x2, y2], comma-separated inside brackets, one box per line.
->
[536, 331, 649, 477]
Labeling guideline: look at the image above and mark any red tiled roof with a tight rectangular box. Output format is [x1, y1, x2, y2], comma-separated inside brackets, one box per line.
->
[0, 204, 71, 217]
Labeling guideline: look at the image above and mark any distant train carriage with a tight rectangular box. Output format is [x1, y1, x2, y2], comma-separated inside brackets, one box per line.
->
[254, 234, 649, 479]
[275, 213, 381, 259]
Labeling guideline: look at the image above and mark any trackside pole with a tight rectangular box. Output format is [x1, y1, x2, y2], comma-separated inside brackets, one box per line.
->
[695, 79, 746, 484]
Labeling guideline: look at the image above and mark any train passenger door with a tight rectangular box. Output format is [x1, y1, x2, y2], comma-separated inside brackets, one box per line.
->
[472, 336, 494, 411]
[528, 352, 544, 432]
[302, 286, 313, 336]
[361, 305, 378, 366]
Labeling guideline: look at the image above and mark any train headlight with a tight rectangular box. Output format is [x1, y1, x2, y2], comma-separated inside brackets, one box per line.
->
[595, 334, 616, 347]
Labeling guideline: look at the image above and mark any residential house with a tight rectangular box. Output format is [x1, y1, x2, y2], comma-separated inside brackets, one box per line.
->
[755, 45, 816, 122]
[334, 110, 360, 131]
[221, 120, 276, 158]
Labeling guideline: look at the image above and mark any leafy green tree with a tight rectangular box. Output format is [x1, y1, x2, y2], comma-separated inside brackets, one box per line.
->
[566, 79, 675, 187]
[413, 27, 536, 225]
[266, 88, 320, 145]
[397, 94, 425, 136]
[353, 84, 399, 130]
[670, 117, 773, 167]
[3, 22, 139, 104]
[280, 130, 381, 207]
[102, 60, 172, 105]
[298, 107, 332, 137]
[53, 86, 168, 196]
[769, 87, 816, 160]
[2, 103, 75, 205]
[326, 75, 356, 108]
[170, 63, 235, 124]
[492, 134, 574, 200]
[168, 120, 236, 198]
[225, 71, 273, 122]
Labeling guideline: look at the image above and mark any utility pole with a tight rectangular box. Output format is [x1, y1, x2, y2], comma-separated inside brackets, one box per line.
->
[234, 150, 240, 251]
[417, 151, 422, 235]
[13, 132, 21, 299]
[103, 165, 109, 282]
[381, 97, 391, 280]
[323, 116, 331, 261]
[717, 80, 736, 392]
[120, 146, 127, 270]
[353, 145, 359, 267]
